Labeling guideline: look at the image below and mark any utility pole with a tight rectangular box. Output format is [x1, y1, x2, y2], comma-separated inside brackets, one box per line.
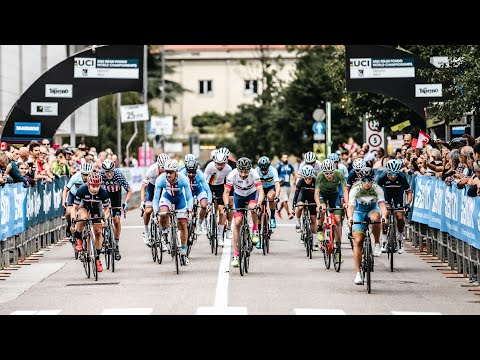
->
[68, 45, 76, 148]
[143, 45, 148, 165]
[326, 101, 332, 156]
[160, 45, 166, 153]
[117, 93, 122, 165]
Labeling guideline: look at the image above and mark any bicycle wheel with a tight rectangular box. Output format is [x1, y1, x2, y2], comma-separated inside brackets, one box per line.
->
[244, 229, 250, 274]
[323, 229, 331, 269]
[82, 240, 90, 279]
[388, 223, 395, 272]
[332, 225, 341, 272]
[210, 213, 217, 254]
[238, 227, 244, 276]
[89, 228, 98, 281]
[187, 216, 195, 257]
[109, 224, 115, 273]
[171, 227, 179, 274]
[261, 213, 268, 256]
[150, 220, 157, 262]
[305, 219, 313, 259]
[156, 225, 163, 264]
[103, 228, 111, 270]
[365, 234, 372, 294]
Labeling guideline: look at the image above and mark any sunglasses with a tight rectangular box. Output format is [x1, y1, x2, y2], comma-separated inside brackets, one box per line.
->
[42, 142, 50, 146]
[362, 177, 373, 183]
[387, 171, 398, 176]
[187, 171, 196, 175]
[166, 170, 175, 174]
[105, 171, 114, 175]
[323, 171, 333, 176]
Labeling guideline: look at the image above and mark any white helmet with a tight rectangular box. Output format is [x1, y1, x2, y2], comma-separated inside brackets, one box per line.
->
[157, 153, 170, 168]
[102, 159, 115, 171]
[385, 159, 402, 173]
[321, 159, 335, 173]
[304, 151, 316, 164]
[80, 162, 94, 175]
[301, 165, 315, 178]
[184, 154, 196, 163]
[214, 152, 228, 164]
[164, 159, 179, 172]
[210, 149, 217, 159]
[217, 147, 230, 156]
[353, 158, 366, 172]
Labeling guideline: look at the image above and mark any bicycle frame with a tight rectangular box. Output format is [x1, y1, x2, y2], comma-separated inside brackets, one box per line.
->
[295, 201, 316, 259]
[230, 206, 256, 276]
[259, 199, 275, 255]
[386, 200, 405, 272]
[321, 206, 344, 271]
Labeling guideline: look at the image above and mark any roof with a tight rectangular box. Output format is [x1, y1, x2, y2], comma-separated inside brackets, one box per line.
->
[151, 45, 291, 53]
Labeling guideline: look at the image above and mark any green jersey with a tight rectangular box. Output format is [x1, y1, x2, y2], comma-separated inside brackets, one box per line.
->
[315, 169, 346, 194]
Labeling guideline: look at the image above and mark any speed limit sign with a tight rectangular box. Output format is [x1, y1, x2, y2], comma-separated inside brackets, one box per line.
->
[365, 118, 384, 155]
[368, 134, 382, 147]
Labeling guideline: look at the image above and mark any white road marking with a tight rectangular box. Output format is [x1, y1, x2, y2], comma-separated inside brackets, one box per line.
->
[391, 311, 442, 315]
[274, 224, 295, 227]
[196, 306, 248, 315]
[214, 228, 232, 308]
[122, 226, 145, 229]
[101, 308, 153, 315]
[11, 310, 61, 315]
[294, 308, 346, 315]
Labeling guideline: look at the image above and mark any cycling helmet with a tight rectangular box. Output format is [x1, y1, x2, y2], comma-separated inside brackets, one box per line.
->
[328, 153, 340, 162]
[301, 165, 315, 178]
[257, 156, 270, 170]
[164, 159, 179, 172]
[210, 149, 217, 159]
[217, 147, 230, 156]
[237, 157, 252, 171]
[87, 172, 102, 186]
[214, 152, 228, 164]
[80, 162, 94, 175]
[322, 159, 335, 173]
[449, 137, 467, 149]
[185, 158, 198, 173]
[352, 158, 366, 172]
[102, 159, 115, 171]
[304, 151, 316, 164]
[385, 159, 402, 173]
[184, 154, 196, 163]
[156, 153, 170, 168]
[360, 167, 374, 180]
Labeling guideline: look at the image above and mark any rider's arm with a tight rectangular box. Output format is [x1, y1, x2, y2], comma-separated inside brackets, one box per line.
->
[271, 166, 281, 198]
[140, 183, 147, 203]
[256, 183, 265, 206]
[180, 174, 194, 211]
[292, 180, 302, 209]
[339, 172, 348, 206]
[152, 175, 165, 215]
[198, 171, 213, 203]
[223, 170, 234, 207]
[346, 185, 359, 222]
[62, 186, 70, 207]
[116, 170, 132, 203]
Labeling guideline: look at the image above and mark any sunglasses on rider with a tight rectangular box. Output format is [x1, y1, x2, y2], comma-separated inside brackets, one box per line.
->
[387, 171, 398, 177]
[362, 177, 373, 183]
[323, 171, 333, 176]
[166, 170, 175, 174]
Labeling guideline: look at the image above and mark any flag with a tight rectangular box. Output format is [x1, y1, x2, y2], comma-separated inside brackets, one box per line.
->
[416, 130, 431, 149]
[343, 143, 354, 151]
[411, 138, 418, 149]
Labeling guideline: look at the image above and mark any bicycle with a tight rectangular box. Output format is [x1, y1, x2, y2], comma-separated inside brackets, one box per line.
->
[74, 217, 104, 282]
[351, 216, 382, 294]
[228, 206, 256, 276]
[385, 200, 406, 273]
[186, 197, 207, 257]
[102, 215, 116, 272]
[141, 206, 164, 264]
[158, 205, 187, 274]
[206, 196, 224, 256]
[320, 205, 344, 272]
[258, 199, 276, 255]
[295, 201, 317, 260]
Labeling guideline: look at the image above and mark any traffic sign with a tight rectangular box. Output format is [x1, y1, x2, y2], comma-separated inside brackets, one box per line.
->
[120, 104, 149, 123]
[312, 122, 326, 134]
[314, 133, 325, 141]
[313, 108, 326, 122]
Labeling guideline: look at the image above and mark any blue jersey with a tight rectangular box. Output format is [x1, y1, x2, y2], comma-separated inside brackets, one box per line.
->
[66, 172, 85, 196]
[100, 169, 130, 193]
[275, 162, 295, 187]
[255, 166, 279, 189]
[179, 168, 212, 202]
[153, 172, 193, 214]
[74, 183, 111, 207]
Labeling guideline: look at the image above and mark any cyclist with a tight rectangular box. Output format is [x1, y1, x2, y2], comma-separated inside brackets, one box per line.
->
[377, 159, 412, 254]
[347, 167, 388, 285]
[140, 153, 170, 246]
[346, 158, 366, 190]
[204, 152, 232, 246]
[292, 165, 320, 248]
[180, 154, 213, 236]
[255, 156, 280, 233]
[275, 153, 295, 220]
[71, 172, 111, 273]
[296, 151, 322, 184]
[99, 159, 132, 261]
[328, 153, 349, 179]
[153, 159, 194, 265]
[314, 159, 348, 244]
[63, 162, 94, 238]
[224, 157, 264, 267]
[217, 147, 237, 240]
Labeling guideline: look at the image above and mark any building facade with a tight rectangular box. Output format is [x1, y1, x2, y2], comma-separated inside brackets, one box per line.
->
[154, 45, 298, 135]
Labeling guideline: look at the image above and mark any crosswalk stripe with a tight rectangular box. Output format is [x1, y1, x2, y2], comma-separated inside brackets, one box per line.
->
[294, 308, 346, 315]
[101, 308, 153, 315]
[11, 310, 61, 315]
[391, 311, 442, 315]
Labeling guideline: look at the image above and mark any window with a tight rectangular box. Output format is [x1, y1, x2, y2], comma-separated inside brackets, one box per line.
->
[244, 80, 258, 96]
[199, 80, 212, 95]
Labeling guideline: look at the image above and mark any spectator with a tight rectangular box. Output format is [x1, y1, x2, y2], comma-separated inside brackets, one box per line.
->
[18, 147, 29, 163]
[51, 149, 71, 177]
[0, 151, 28, 186]
[403, 133, 412, 149]
[362, 143, 376, 165]
[17, 162, 36, 187]
[373, 147, 388, 169]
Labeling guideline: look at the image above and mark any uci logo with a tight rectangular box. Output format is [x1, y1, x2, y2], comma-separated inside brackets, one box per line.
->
[75, 58, 95, 67]
[350, 58, 371, 68]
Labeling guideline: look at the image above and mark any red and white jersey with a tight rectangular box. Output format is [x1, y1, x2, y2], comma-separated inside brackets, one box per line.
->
[204, 161, 232, 186]
[225, 169, 261, 197]
[143, 164, 161, 185]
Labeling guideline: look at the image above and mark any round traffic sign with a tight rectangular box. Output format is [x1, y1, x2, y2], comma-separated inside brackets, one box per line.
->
[368, 120, 380, 132]
[313, 108, 326, 122]
[312, 122, 326, 134]
[368, 133, 382, 147]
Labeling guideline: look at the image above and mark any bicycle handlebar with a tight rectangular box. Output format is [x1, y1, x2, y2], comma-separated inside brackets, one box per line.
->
[72, 217, 105, 224]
